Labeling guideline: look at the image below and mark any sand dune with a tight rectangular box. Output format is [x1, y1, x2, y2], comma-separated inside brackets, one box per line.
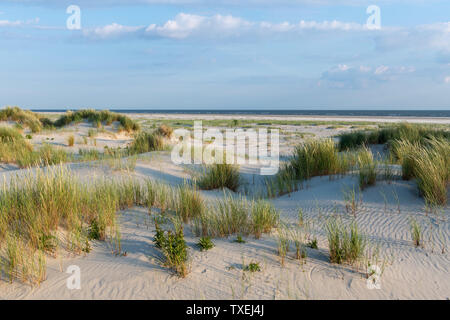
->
[1, 152, 448, 300]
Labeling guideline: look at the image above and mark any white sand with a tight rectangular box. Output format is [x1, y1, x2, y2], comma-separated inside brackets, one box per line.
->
[0, 115, 449, 300]
[0, 152, 448, 300]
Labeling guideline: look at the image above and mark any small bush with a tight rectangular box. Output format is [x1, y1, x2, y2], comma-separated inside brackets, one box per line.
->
[153, 226, 189, 277]
[307, 238, 318, 249]
[197, 237, 214, 251]
[243, 262, 261, 272]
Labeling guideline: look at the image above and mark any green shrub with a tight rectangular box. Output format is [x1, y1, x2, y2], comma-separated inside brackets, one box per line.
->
[153, 226, 189, 277]
[197, 237, 214, 251]
[243, 262, 261, 272]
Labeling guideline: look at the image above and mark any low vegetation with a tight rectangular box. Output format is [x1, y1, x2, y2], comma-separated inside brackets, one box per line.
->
[326, 218, 366, 265]
[129, 130, 166, 154]
[0, 107, 141, 133]
[197, 163, 241, 192]
[266, 139, 355, 197]
[357, 147, 377, 190]
[153, 222, 189, 277]
[392, 138, 449, 206]
[52, 109, 140, 132]
[0, 106, 43, 133]
[243, 262, 261, 272]
[197, 237, 214, 251]
[338, 123, 450, 151]
[192, 195, 279, 239]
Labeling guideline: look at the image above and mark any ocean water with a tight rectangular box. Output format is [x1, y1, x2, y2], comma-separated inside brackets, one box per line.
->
[32, 109, 450, 118]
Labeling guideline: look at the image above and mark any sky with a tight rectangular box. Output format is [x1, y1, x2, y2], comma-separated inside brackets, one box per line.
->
[0, 0, 450, 110]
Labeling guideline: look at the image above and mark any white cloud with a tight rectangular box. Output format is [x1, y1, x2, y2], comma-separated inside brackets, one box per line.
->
[82, 13, 368, 41]
[83, 23, 144, 39]
[320, 64, 415, 89]
[3, 0, 443, 6]
[0, 17, 39, 27]
[445, 76, 450, 84]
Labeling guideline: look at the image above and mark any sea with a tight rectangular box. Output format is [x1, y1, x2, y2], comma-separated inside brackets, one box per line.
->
[31, 109, 450, 118]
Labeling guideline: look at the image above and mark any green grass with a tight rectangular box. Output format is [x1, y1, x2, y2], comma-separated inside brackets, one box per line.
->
[197, 163, 241, 192]
[0, 166, 168, 284]
[175, 183, 205, 223]
[0, 106, 43, 133]
[251, 199, 279, 239]
[409, 218, 422, 247]
[52, 109, 140, 132]
[265, 139, 354, 197]
[392, 138, 449, 206]
[357, 147, 377, 190]
[326, 218, 366, 265]
[338, 123, 450, 151]
[129, 130, 166, 154]
[192, 193, 278, 239]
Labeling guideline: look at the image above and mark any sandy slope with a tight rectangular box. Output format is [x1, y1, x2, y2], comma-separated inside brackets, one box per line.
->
[0, 153, 448, 300]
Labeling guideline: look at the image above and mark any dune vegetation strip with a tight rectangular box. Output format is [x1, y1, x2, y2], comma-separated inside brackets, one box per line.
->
[265, 138, 356, 197]
[51, 109, 140, 132]
[265, 123, 449, 207]
[0, 124, 170, 169]
[0, 106, 45, 133]
[1, 107, 141, 133]
[391, 137, 450, 206]
[338, 122, 450, 151]
[0, 164, 281, 283]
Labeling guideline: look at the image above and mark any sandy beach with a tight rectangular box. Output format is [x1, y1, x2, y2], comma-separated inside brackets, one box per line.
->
[0, 111, 448, 300]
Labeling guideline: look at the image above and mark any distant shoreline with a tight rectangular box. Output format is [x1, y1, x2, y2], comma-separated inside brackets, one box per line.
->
[31, 109, 450, 118]
[34, 110, 450, 125]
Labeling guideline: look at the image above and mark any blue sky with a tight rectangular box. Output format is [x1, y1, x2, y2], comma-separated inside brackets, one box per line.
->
[1, 0, 450, 110]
